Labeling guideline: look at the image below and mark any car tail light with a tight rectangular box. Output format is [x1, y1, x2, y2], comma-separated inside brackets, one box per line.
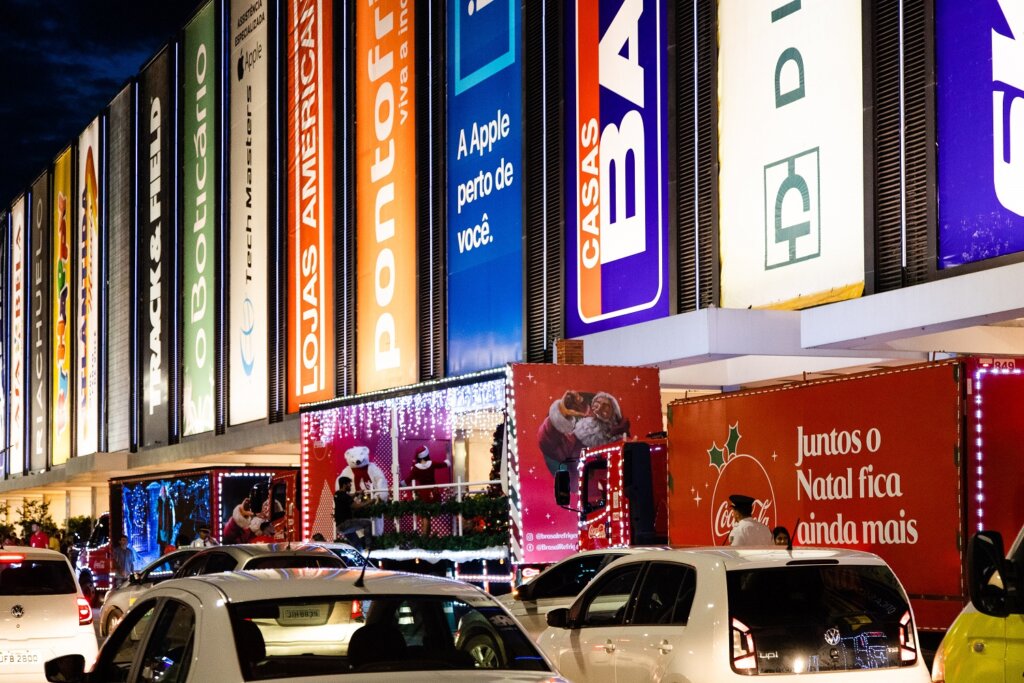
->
[898, 610, 917, 664]
[731, 617, 757, 674]
[77, 597, 93, 626]
[350, 600, 364, 622]
[0, 554, 25, 562]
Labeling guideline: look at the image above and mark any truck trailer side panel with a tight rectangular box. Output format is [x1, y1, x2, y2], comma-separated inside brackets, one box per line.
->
[668, 362, 963, 629]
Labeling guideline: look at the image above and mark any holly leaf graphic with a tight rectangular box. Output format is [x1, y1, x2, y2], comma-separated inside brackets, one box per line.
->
[725, 423, 742, 457]
[707, 443, 725, 469]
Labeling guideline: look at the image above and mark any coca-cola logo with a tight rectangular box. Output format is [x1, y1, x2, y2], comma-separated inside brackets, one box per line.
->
[706, 423, 777, 544]
[588, 523, 606, 539]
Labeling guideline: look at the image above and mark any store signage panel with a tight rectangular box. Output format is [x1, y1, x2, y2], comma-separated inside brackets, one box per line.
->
[29, 171, 50, 471]
[107, 87, 132, 453]
[229, 0, 270, 424]
[287, 0, 335, 411]
[0, 210, 6, 478]
[445, 0, 523, 374]
[719, 0, 864, 309]
[355, 0, 417, 393]
[936, 0, 1024, 268]
[51, 148, 72, 466]
[76, 118, 100, 456]
[183, 4, 217, 436]
[139, 51, 174, 448]
[564, 0, 669, 337]
[9, 196, 26, 475]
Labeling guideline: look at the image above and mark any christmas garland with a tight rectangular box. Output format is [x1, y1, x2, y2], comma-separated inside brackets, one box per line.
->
[369, 530, 508, 552]
[359, 495, 509, 522]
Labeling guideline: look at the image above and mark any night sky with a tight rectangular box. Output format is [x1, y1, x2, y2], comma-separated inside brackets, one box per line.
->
[0, 1, 204, 206]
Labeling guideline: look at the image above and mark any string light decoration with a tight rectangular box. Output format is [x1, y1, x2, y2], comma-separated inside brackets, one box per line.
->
[970, 364, 1022, 532]
[299, 370, 507, 541]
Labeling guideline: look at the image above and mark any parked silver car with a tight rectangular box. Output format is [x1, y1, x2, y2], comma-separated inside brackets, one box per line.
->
[98, 548, 200, 637]
[172, 542, 345, 579]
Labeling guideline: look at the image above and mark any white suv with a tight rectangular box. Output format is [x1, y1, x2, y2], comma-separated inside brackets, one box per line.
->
[539, 547, 930, 682]
[497, 547, 667, 640]
[0, 546, 98, 682]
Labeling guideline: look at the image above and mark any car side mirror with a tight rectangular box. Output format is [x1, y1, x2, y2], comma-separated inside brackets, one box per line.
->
[968, 530, 1013, 617]
[546, 607, 570, 629]
[517, 582, 535, 602]
[554, 470, 571, 507]
[130, 571, 142, 583]
[45, 654, 86, 682]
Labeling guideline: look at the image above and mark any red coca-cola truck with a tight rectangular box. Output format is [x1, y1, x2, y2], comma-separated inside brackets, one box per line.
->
[564, 359, 1024, 632]
[77, 467, 298, 604]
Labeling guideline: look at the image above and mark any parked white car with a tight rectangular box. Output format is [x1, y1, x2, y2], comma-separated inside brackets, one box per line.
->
[45, 567, 567, 682]
[538, 547, 931, 682]
[0, 546, 98, 682]
[496, 547, 666, 640]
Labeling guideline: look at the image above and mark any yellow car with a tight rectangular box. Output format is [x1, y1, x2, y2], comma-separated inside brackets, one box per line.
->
[931, 526, 1024, 682]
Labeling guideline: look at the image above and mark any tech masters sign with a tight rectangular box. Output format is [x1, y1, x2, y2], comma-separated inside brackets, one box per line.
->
[230, 0, 270, 424]
[565, 0, 669, 337]
[719, 0, 865, 309]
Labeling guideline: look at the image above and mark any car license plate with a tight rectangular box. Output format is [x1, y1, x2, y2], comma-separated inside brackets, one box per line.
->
[0, 650, 40, 665]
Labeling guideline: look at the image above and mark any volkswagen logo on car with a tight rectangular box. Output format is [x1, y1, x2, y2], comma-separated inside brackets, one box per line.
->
[10, 604, 24, 619]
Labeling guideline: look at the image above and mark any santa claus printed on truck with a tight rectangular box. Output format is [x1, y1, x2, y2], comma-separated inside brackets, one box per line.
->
[335, 446, 389, 535]
[401, 445, 450, 535]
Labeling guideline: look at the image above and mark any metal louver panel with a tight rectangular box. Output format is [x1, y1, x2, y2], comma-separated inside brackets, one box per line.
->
[269, 0, 285, 423]
[417, 0, 445, 381]
[336, 0, 355, 397]
[871, 0, 932, 292]
[676, 0, 717, 312]
[524, 0, 561, 362]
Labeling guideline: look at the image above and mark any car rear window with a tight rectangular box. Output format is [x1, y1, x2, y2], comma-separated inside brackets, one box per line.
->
[0, 559, 76, 595]
[245, 556, 344, 570]
[229, 594, 550, 679]
[727, 563, 917, 674]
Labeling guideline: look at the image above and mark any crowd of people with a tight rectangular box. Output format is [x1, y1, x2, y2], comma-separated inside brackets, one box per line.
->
[2, 521, 77, 555]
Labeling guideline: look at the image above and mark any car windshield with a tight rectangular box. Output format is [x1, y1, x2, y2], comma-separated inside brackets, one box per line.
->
[228, 594, 550, 679]
[0, 559, 76, 595]
[727, 563, 915, 674]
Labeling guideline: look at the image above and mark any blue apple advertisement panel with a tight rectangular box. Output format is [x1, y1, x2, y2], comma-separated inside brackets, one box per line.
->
[445, 0, 523, 375]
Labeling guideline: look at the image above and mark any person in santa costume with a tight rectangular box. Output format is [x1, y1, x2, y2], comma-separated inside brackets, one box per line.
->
[222, 497, 255, 545]
[336, 445, 389, 536]
[401, 445, 450, 535]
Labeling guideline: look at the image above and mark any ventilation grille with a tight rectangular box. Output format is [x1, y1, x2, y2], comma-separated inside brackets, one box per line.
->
[675, 0, 718, 312]
[416, 0, 445, 381]
[872, 0, 931, 292]
[524, 0, 562, 362]
[268, 0, 284, 423]
[335, 1, 355, 397]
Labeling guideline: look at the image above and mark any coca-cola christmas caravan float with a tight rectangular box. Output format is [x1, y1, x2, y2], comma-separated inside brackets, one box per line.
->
[569, 359, 1024, 631]
[667, 359, 1024, 631]
[299, 363, 664, 571]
